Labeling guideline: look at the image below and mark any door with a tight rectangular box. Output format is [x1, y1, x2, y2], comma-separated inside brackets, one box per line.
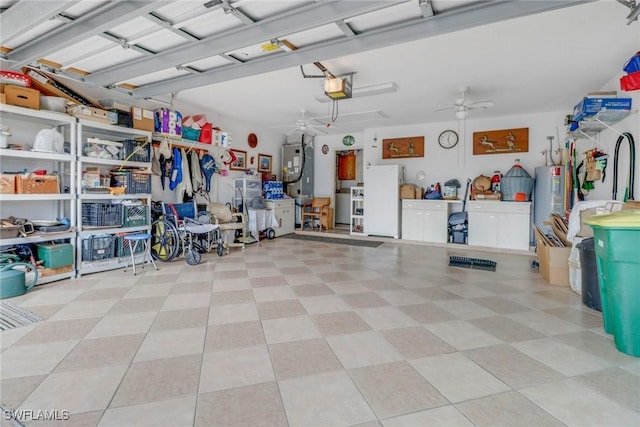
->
[468, 211, 498, 247]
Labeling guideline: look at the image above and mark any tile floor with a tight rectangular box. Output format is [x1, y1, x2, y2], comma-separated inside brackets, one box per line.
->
[1, 237, 639, 427]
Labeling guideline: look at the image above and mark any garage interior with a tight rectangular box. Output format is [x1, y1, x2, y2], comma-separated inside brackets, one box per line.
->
[1, 0, 640, 426]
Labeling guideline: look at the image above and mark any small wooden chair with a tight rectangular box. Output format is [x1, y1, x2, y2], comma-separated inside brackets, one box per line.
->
[301, 197, 331, 232]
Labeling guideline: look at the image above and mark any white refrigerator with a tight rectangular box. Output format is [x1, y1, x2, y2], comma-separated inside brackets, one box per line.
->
[363, 164, 401, 239]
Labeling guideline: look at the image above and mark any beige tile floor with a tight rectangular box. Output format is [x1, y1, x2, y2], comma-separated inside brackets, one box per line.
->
[1, 236, 639, 427]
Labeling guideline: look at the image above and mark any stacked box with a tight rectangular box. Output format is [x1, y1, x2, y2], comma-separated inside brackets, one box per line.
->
[263, 181, 284, 199]
[154, 108, 182, 137]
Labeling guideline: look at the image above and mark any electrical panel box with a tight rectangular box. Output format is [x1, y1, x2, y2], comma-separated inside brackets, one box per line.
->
[282, 135, 314, 199]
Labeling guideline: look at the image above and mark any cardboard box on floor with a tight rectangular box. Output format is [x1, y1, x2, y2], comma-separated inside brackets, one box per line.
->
[534, 227, 570, 286]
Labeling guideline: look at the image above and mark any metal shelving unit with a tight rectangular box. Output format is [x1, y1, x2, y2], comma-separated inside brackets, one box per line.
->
[0, 104, 77, 284]
[350, 186, 365, 235]
[570, 109, 635, 139]
[76, 120, 152, 276]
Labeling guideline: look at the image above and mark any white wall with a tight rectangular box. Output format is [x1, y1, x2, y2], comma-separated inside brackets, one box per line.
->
[313, 106, 640, 209]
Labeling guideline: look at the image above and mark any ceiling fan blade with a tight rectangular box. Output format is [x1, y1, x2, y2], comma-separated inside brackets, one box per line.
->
[469, 100, 495, 109]
[434, 105, 455, 112]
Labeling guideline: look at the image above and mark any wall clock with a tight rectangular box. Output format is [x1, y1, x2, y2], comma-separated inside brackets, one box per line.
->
[438, 130, 458, 149]
[247, 133, 258, 148]
[342, 135, 355, 146]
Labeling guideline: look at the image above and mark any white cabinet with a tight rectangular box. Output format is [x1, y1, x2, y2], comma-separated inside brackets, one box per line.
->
[264, 198, 294, 237]
[468, 201, 531, 251]
[0, 105, 77, 285]
[350, 186, 365, 235]
[76, 120, 152, 276]
[402, 200, 461, 243]
[234, 177, 262, 211]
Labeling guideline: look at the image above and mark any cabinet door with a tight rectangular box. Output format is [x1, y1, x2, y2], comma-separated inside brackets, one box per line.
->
[278, 207, 295, 236]
[468, 211, 498, 247]
[497, 212, 530, 250]
[423, 209, 449, 243]
[401, 209, 424, 241]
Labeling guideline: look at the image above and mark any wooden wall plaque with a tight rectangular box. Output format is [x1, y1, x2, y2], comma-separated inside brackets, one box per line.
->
[382, 136, 425, 159]
[472, 127, 529, 155]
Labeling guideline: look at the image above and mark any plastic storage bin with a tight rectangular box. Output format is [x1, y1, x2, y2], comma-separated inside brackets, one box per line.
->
[82, 203, 123, 227]
[585, 210, 640, 357]
[577, 238, 600, 311]
[36, 243, 73, 268]
[82, 234, 116, 261]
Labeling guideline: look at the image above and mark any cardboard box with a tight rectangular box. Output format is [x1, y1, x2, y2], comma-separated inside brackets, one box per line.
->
[4, 85, 40, 110]
[16, 174, 59, 194]
[131, 107, 154, 132]
[400, 184, 416, 199]
[572, 97, 632, 122]
[82, 167, 102, 189]
[0, 174, 15, 194]
[67, 104, 116, 124]
[534, 228, 570, 286]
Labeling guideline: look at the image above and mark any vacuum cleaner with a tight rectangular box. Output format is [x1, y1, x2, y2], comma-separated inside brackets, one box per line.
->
[448, 178, 471, 244]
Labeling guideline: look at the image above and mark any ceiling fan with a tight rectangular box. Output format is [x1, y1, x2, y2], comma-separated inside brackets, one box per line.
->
[273, 109, 329, 135]
[435, 86, 495, 120]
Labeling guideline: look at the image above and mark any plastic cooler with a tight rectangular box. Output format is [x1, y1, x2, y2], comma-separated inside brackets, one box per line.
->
[585, 210, 640, 357]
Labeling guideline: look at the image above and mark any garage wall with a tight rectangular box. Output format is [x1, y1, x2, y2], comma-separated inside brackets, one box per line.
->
[314, 106, 640, 208]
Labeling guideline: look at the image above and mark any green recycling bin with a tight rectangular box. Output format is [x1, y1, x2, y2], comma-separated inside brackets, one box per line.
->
[585, 210, 640, 357]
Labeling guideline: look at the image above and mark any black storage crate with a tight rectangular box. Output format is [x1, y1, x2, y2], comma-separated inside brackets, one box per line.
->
[116, 233, 146, 257]
[82, 234, 116, 261]
[82, 203, 123, 227]
[110, 170, 152, 194]
[123, 138, 150, 163]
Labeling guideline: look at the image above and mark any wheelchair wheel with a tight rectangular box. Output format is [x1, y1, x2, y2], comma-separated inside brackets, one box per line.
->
[185, 248, 201, 265]
[217, 243, 224, 257]
[266, 228, 276, 240]
[150, 219, 179, 262]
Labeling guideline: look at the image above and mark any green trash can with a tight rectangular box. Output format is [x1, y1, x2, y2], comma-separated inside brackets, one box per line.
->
[585, 210, 640, 357]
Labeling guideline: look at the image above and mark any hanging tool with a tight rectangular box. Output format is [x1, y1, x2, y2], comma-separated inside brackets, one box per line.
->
[612, 132, 636, 201]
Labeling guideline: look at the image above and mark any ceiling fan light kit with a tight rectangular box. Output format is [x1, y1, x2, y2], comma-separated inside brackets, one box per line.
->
[436, 86, 495, 120]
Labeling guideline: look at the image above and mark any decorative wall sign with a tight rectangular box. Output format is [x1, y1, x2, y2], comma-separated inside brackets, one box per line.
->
[229, 149, 247, 170]
[247, 132, 258, 148]
[472, 127, 529, 155]
[258, 153, 272, 173]
[382, 136, 425, 159]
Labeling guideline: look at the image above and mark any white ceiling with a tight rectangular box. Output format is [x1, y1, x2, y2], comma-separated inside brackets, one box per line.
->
[1, 0, 638, 135]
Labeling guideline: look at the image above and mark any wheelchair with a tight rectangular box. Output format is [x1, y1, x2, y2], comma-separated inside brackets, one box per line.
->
[150, 201, 221, 265]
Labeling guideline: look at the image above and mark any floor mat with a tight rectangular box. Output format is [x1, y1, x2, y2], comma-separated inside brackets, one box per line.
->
[0, 301, 43, 331]
[280, 233, 384, 247]
[449, 256, 497, 271]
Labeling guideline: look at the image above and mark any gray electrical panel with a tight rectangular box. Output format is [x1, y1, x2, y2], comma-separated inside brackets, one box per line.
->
[282, 134, 314, 226]
[282, 134, 314, 199]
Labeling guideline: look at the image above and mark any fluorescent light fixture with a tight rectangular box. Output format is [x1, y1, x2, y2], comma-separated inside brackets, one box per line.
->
[324, 77, 352, 100]
[316, 82, 397, 103]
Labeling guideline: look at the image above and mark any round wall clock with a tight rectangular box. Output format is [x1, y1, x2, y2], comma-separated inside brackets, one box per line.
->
[438, 130, 459, 149]
[342, 135, 355, 146]
[247, 133, 258, 148]
[321, 144, 329, 155]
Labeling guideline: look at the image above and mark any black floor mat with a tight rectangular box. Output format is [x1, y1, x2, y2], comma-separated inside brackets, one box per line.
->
[280, 233, 384, 247]
[449, 256, 497, 271]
